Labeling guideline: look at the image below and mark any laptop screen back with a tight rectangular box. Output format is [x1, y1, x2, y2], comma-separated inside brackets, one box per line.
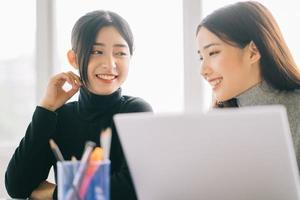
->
[114, 106, 300, 200]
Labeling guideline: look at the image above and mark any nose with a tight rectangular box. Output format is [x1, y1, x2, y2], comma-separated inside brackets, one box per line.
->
[102, 54, 117, 70]
[200, 60, 211, 80]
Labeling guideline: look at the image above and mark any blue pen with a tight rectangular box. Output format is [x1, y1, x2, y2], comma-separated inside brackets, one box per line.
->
[65, 141, 96, 200]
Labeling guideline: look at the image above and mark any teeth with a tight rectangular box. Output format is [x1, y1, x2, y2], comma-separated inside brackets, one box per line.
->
[210, 79, 222, 86]
[96, 74, 115, 80]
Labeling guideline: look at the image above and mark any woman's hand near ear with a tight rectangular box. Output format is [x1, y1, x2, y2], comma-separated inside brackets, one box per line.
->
[39, 71, 82, 112]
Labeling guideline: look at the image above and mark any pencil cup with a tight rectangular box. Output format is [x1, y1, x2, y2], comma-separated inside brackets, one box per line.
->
[57, 160, 110, 200]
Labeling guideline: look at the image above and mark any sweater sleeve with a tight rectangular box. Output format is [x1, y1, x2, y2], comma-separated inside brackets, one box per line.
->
[120, 97, 153, 113]
[110, 158, 137, 200]
[110, 97, 153, 200]
[5, 106, 57, 198]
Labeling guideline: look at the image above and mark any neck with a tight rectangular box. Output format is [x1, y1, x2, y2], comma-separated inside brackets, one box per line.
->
[237, 63, 262, 97]
[77, 87, 122, 121]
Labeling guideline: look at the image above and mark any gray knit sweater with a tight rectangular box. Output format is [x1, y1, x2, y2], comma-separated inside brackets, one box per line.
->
[236, 81, 300, 168]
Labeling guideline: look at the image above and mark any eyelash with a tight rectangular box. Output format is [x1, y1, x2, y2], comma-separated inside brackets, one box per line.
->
[199, 51, 220, 61]
[90, 50, 127, 57]
[115, 52, 127, 56]
[209, 51, 220, 56]
[91, 50, 103, 55]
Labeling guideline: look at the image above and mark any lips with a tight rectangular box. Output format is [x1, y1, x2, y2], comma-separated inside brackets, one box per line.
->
[96, 74, 117, 81]
[207, 77, 223, 89]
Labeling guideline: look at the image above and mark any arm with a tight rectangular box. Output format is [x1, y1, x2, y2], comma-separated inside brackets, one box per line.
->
[30, 180, 56, 200]
[110, 159, 137, 200]
[110, 97, 153, 200]
[5, 106, 58, 198]
[5, 71, 82, 198]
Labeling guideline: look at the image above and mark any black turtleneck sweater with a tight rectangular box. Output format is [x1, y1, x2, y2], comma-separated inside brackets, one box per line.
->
[5, 87, 152, 200]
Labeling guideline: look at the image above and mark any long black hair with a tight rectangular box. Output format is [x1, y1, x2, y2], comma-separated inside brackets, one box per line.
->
[71, 10, 134, 87]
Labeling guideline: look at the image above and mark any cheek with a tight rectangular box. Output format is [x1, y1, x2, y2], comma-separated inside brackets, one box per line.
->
[210, 55, 231, 75]
[120, 66, 129, 81]
[117, 60, 130, 74]
[87, 65, 94, 78]
[215, 54, 243, 77]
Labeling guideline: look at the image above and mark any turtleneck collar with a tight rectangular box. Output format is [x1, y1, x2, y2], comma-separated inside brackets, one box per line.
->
[77, 87, 122, 121]
[236, 80, 279, 107]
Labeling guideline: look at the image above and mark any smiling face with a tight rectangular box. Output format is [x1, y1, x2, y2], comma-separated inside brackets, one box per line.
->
[196, 27, 262, 102]
[86, 26, 130, 95]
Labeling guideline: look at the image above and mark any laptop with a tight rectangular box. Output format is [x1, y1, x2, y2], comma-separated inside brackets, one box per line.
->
[113, 105, 300, 200]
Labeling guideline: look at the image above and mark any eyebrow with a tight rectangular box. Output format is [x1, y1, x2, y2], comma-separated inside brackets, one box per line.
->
[197, 43, 221, 54]
[93, 42, 128, 48]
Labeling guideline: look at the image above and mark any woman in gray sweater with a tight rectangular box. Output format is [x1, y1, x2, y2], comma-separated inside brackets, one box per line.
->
[196, 1, 300, 167]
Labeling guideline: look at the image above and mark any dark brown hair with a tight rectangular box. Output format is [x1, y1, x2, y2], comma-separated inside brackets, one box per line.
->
[196, 1, 300, 107]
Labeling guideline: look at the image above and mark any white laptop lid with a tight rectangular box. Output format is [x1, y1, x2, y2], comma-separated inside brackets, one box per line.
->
[114, 105, 300, 200]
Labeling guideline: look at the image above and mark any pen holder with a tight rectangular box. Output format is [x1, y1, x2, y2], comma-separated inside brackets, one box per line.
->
[57, 160, 110, 200]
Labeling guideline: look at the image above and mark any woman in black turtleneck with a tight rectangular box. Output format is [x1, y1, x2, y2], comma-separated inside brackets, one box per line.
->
[5, 10, 152, 200]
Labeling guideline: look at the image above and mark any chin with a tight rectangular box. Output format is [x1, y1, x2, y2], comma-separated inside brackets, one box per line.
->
[214, 93, 233, 102]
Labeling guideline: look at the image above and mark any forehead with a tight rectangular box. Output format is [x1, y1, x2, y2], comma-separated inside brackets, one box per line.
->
[196, 27, 223, 48]
[95, 26, 127, 45]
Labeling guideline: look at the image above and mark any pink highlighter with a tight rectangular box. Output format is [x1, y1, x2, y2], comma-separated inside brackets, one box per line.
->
[79, 147, 104, 199]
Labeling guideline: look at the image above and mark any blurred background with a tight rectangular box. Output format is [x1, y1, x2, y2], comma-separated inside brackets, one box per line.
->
[0, 0, 299, 197]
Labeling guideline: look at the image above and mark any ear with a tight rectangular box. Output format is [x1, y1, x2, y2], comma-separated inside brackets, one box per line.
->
[67, 50, 79, 69]
[247, 41, 261, 64]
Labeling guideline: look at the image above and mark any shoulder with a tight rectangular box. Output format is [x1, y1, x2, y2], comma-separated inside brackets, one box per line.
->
[277, 89, 300, 119]
[280, 89, 300, 106]
[56, 101, 78, 115]
[289, 90, 300, 109]
[290, 89, 300, 97]
[120, 96, 153, 113]
[280, 90, 300, 136]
